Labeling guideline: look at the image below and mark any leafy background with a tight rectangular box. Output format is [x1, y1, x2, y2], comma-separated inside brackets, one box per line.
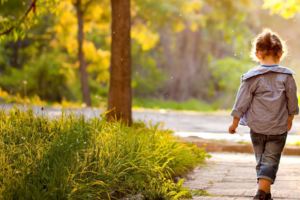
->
[1, 0, 300, 110]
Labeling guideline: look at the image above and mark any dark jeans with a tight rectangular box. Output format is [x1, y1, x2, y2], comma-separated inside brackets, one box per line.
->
[250, 130, 287, 184]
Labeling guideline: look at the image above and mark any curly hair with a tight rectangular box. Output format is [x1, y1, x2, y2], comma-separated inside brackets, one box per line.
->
[251, 29, 287, 62]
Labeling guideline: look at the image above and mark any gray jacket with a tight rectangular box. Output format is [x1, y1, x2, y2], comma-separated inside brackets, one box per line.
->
[231, 65, 299, 135]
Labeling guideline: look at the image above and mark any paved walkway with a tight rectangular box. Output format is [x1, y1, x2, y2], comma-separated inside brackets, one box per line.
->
[2, 104, 300, 145]
[184, 153, 300, 200]
[2, 104, 300, 135]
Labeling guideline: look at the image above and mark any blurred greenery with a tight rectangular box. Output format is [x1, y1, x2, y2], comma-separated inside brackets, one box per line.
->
[209, 57, 253, 108]
[133, 98, 218, 112]
[1, 0, 300, 110]
[263, 0, 300, 18]
[0, 52, 74, 101]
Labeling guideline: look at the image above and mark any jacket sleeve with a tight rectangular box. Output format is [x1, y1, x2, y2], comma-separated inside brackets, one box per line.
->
[231, 79, 255, 118]
[285, 75, 299, 115]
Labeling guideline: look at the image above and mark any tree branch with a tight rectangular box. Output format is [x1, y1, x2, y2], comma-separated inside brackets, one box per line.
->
[0, 0, 38, 36]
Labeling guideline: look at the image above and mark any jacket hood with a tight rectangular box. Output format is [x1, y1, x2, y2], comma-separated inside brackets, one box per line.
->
[242, 65, 295, 81]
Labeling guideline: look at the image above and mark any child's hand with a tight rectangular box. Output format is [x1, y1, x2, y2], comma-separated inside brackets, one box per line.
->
[287, 115, 294, 132]
[287, 121, 292, 131]
[228, 124, 238, 134]
[228, 117, 240, 134]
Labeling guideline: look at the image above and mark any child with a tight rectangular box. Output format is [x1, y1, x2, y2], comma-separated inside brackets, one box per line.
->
[228, 29, 299, 200]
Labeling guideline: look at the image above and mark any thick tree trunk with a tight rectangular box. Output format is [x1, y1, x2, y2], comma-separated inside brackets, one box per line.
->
[108, 0, 132, 125]
[76, 0, 92, 106]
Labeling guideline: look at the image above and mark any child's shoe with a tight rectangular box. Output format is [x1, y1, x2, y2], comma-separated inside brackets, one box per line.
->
[253, 190, 267, 200]
[266, 193, 273, 200]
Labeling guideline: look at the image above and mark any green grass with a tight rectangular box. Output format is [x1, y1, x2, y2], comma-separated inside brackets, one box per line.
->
[133, 98, 218, 112]
[1, 89, 217, 112]
[0, 109, 208, 199]
[1, 88, 219, 112]
[191, 189, 211, 196]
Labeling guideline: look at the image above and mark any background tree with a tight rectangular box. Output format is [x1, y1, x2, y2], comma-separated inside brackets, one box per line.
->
[73, 0, 96, 106]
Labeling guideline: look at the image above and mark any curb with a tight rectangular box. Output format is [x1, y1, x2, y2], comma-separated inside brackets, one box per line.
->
[182, 137, 300, 156]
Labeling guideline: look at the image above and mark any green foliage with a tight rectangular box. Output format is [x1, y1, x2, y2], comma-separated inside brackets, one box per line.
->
[210, 57, 252, 92]
[133, 0, 187, 27]
[209, 57, 252, 108]
[132, 42, 166, 96]
[0, 0, 284, 111]
[0, 44, 8, 67]
[263, 0, 300, 18]
[0, 0, 28, 17]
[0, 109, 208, 199]
[0, 0, 111, 103]
[191, 189, 211, 196]
[133, 98, 218, 112]
[0, 0, 58, 41]
[0, 52, 75, 101]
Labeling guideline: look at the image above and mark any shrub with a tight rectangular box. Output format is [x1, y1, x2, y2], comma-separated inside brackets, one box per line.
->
[209, 57, 253, 108]
[0, 52, 75, 102]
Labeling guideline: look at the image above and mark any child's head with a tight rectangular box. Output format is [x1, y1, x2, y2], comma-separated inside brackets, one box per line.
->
[251, 29, 287, 63]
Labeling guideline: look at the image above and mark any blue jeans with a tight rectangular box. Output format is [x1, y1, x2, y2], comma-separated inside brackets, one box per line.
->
[250, 130, 287, 184]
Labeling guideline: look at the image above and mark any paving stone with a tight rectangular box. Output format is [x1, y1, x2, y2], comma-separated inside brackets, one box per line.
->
[185, 153, 300, 200]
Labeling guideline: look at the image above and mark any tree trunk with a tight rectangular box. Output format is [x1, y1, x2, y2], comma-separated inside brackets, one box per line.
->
[159, 28, 211, 101]
[75, 0, 92, 106]
[108, 0, 132, 125]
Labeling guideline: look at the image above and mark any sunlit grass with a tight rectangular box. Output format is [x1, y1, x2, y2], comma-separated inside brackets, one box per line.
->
[0, 88, 86, 109]
[191, 189, 212, 196]
[133, 98, 219, 112]
[1, 87, 226, 112]
[0, 88, 46, 106]
[0, 89, 219, 112]
[0, 109, 208, 199]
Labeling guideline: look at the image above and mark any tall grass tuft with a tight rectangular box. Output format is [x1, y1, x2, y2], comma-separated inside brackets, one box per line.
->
[0, 109, 208, 199]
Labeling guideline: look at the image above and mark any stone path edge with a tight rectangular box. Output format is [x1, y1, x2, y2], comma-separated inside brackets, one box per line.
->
[182, 137, 300, 155]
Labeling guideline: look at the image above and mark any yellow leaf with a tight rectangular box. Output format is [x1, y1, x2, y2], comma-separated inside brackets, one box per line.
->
[190, 21, 199, 32]
[131, 23, 160, 51]
[173, 22, 185, 33]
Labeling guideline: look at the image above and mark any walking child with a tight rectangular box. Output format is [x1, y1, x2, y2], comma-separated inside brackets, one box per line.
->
[228, 29, 299, 200]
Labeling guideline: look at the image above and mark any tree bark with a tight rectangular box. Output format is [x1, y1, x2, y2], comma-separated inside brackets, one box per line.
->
[108, 0, 132, 125]
[75, 0, 92, 106]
